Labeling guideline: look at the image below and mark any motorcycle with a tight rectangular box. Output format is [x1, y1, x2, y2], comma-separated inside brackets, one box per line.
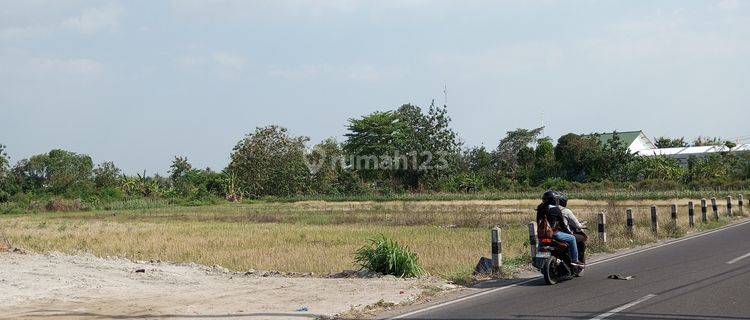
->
[533, 222, 587, 285]
[533, 236, 584, 285]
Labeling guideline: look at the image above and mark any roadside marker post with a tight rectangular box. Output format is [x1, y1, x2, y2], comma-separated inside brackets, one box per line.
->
[727, 196, 733, 217]
[711, 197, 719, 221]
[740, 194, 745, 216]
[598, 213, 607, 243]
[626, 208, 634, 236]
[701, 198, 708, 223]
[651, 206, 659, 235]
[670, 204, 678, 226]
[528, 222, 537, 258]
[688, 201, 695, 227]
[491, 227, 502, 271]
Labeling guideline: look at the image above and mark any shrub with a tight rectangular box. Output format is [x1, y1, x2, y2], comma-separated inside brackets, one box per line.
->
[354, 235, 424, 277]
[45, 198, 86, 212]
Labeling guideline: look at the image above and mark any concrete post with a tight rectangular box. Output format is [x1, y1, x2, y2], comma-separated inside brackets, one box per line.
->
[670, 204, 678, 225]
[598, 213, 606, 243]
[651, 205, 659, 235]
[727, 196, 733, 217]
[740, 194, 745, 216]
[688, 201, 695, 227]
[701, 198, 708, 223]
[528, 222, 537, 258]
[711, 197, 719, 221]
[626, 208, 634, 236]
[491, 227, 502, 270]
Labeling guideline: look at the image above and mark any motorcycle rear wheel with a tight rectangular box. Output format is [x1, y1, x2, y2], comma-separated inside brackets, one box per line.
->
[542, 258, 558, 285]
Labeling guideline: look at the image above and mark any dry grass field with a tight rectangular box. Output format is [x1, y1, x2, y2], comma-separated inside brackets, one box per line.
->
[0, 198, 745, 282]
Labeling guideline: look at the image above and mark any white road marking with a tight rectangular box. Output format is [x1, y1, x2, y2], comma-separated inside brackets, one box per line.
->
[589, 294, 657, 320]
[388, 218, 750, 319]
[726, 252, 750, 264]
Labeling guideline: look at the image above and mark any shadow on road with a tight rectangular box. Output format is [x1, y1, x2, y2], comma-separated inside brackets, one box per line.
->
[12, 310, 321, 319]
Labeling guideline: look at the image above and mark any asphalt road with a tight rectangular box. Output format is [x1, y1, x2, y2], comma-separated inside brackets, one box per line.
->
[393, 219, 750, 320]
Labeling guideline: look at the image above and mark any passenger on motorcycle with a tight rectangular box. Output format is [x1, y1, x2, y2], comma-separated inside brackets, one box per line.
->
[559, 194, 587, 263]
[536, 190, 584, 267]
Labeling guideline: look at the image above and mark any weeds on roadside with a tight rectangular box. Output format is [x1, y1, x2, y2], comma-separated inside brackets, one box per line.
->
[355, 235, 425, 277]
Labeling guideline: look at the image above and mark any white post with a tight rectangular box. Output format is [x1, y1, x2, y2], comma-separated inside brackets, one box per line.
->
[688, 201, 695, 227]
[711, 197, 719, 220]
[727, 196, 733, 217]
[740, 194, 745, 216]
[491, 227, 502, 271]
[701, 198, 708, 223]
[670, 204, 678, 225]
[598, 213, 606, 243]
[626, 208, 634, 236]
[528, 222, 537, 258]
[651, 205, 659, 235]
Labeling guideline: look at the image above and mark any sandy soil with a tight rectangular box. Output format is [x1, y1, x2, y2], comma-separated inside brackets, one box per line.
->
[0, 251, 450, 319]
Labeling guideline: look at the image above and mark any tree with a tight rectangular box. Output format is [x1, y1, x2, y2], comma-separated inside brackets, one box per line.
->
[12, 149, 94, 195]
[554, 133, 601, 182]
[93, 161, 122, 189]
[495, 127, 544, 179]
[169, 156, 193, 181]
[626, 156, 684, 181]
[0, 144, 10, 202]
[344, 102, 460, 190]
[532, 138, 556, 184]
[308, 138, 346, 195]
[227, 125, 310, 197]
[692, 136, 723, 146]
[654, 137, 688, 148]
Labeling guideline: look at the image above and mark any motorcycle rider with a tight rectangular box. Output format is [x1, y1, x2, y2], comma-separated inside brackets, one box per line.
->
[558, 193, 587, 263]
[536, 190, 584, 267]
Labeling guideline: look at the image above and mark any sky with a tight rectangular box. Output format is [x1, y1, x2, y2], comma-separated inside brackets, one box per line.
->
[1, 0, 748, 174]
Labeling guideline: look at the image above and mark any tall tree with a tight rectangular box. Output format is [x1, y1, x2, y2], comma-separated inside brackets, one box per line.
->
[495, 127, 544, 179]
[12, 149, 94, 194]
[653, 137, 688, 148]
[227, 125, 310, 197]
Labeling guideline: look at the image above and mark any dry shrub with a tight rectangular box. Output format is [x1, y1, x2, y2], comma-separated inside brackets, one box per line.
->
[45, 198, 85, 212]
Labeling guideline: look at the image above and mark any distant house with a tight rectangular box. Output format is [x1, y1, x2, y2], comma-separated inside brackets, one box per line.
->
[588, 130, 656, 153]
[640, 144, 750, 166]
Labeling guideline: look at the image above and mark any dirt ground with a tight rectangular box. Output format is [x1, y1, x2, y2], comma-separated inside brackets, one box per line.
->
[0, 251, 451, 319]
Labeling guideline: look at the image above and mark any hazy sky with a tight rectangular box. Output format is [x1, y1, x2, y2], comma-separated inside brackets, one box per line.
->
[1, 0, 748, 174]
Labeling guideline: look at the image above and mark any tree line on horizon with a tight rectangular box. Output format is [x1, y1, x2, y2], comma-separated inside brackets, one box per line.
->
[1, 102, 749, 206]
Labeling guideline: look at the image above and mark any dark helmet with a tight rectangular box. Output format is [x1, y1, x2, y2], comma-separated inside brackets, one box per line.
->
[558, 193, 568, 207]
[542, 190, 558, 204]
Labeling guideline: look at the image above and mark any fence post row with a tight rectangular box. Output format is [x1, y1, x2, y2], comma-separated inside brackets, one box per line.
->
[491, 226, 502, 270]
[651, 206, 659, 235]
[740, 194, 744, 215]
[711, 197, 719, 221]
[688, 201, 695, 227]
[626, 208, 634, 235]
[727, 196, 733, 217]
[598, 213, 607, 243]
[670, 204, 678, 225]
[701, 198, 708, 223]
[528, 222, 537, 258]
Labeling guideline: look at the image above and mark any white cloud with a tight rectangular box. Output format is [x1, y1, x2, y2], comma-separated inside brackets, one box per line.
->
[717, 0, 740, 11]
[212, 52, 247, 70]
[28, 57, 104, 77]
[61, 4, 122, 34]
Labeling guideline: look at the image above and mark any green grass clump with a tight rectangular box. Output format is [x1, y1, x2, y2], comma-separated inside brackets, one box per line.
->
[355, 235, 425, 277]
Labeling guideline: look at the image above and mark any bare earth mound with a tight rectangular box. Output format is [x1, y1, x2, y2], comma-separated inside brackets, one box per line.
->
[0, 251, 448, 319]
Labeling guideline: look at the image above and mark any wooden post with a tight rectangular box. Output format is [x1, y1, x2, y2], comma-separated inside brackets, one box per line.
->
[491, 227, 502, 270]
[711, 197, 719, 220]
[598, 213, 607, 243]
[688, 201, 695, 227]
[670, 204, 678, 225]
[651, 205, 659, 235]
[740, 194, 745, 216]
[701, 198, 708, 223]
[528, 222, 537, 258]
[727, 196, 733, 217]
[626, 208, 634, 236]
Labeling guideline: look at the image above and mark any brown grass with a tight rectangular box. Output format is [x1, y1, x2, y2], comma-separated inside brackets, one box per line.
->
[0, 198, 744, 280]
